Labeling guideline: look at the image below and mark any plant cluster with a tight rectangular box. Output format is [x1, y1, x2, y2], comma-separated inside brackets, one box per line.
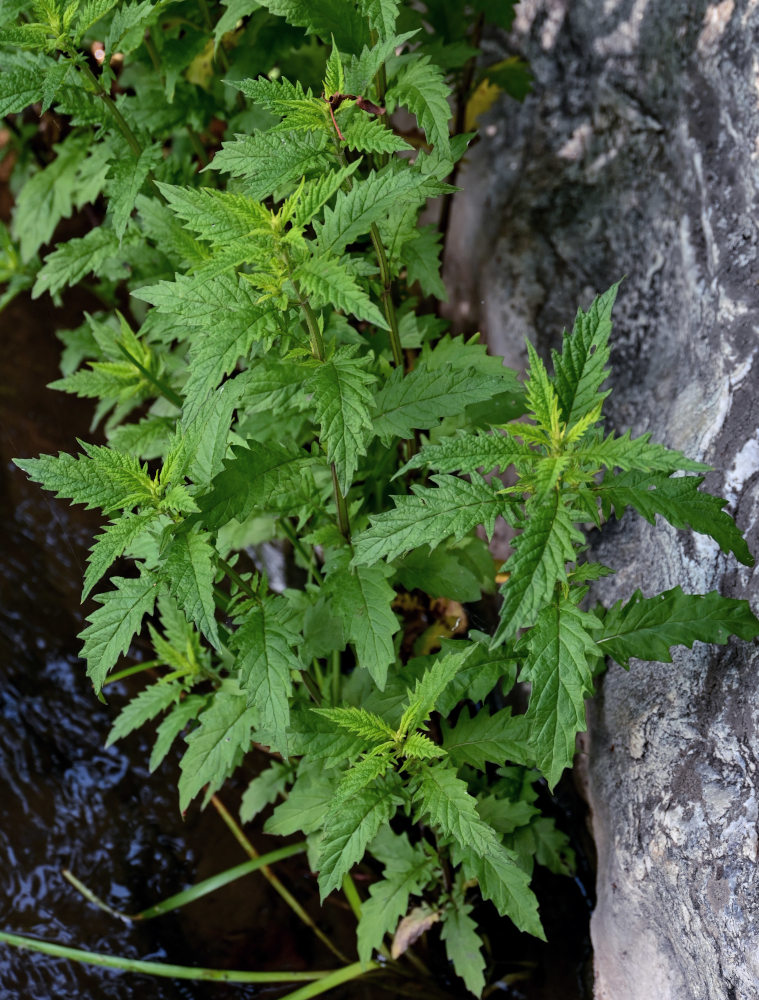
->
[2, 1, 758, 996]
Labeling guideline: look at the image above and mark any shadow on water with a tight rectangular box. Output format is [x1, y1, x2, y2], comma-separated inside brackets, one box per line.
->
[0, 290, 594, 1000]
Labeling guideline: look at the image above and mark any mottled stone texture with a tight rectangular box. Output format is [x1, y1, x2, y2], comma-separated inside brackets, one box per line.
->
[444, 2, 759, 997]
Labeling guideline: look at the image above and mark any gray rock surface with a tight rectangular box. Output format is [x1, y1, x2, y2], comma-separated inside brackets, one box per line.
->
[443, 2, 759, 997]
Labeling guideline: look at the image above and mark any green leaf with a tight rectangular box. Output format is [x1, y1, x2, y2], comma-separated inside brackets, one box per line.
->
[441, 901, 486, 997]
[596, 586, 759, 668]
[400, 430, 531, 477]
[33, 226, 121, 299]
[293, 159, 361, 227]
[79, 574, 158, 691]
[341, 115, 411, 155]
[311, 706, 395, 744]
[393, 537, 493, 603]
[106, 680, 183, 748]
[256, 0, 369, 52]
[389, 56, 451, 159]
[453, 841, 544, 939]
[207, 130, 328, 198]
[316, 773, 400, 899]
[442, 706, 530, 770]
[199, 441, 313, 528]
[571, 430, 708, 473]
[334, 753, 394, 802]
[156, 183, 271, 246]
[404, 224, 447, 298]
[231, 596, 301, 754]
[327, 558, 399, 689]
[213, 0, 261, 49]
[178, 379, 244, 488]
[597, 469, 754, 567]
[74, 0, 120, 39]
[0, 67, 44, 115]
[265, 759, 339, 836]
[82, 511, 159, 599]
[315, 166, 430, 257]
[105, 0, 157, 57]
[372, 364, 505, 445]
[355, 0, 399, 38]
[551, 283, 619, 428]
[305, 346, 375, 493]
[523, 340, 560, 434]
[411, 764, 499, 857]
[107, 144, 162, 240]
[178, 680, 255, 812]
[399, 645, 473, 737]
[353, 474, 510, 565]
[149, 695, 208, 773]
[357, 830, 434, 966]
[294, 254, 388, 328]
[493, 492, 584, 645]
[161, 527, 221, 651]
[240, 761, 291, 825]
[15, 442, 156, 514]
[519, 598, 600, 788]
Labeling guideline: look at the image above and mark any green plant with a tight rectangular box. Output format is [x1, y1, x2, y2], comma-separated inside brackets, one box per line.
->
[2, 1, 757, 997]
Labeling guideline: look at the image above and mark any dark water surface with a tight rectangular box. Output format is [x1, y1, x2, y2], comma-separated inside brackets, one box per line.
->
[0, 288, 593, 1000]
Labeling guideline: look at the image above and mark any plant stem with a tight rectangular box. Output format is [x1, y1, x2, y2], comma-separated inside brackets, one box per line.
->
[341, 873, 362, 921]
[76, 61, 143, 159]
[210, 795, 349, 963]
[330, 463, 351, 542]
[369, 222, 403, 367]
[0, 930, 332, 984]
[217, 556, 258, 601]
[63, 843, 306, 922]
[116, 343, 183, 408]
[276, 961, 379, 1000]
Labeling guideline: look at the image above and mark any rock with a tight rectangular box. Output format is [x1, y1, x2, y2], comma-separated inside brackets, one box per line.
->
[444, 2, 759, 996]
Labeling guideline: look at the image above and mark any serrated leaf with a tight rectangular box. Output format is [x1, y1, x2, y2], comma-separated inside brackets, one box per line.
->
[80, 574, 158, 691]
[106, 680, 182, 747]
[207, 130, 329, 198]
[265, 760, 339, 835]
[334, 753, 394, 802]
[315, 166, 430, 257]
[157, 183, 271, 246]
[493, 492, 584, 645]
[411, 764, 499, 857]
[178, 379, 243, 488]
[353, 473, 511, 566]
[596, 586, 759, 668]
[105, 0, 157, 57]
[178, 680, 255, 812]
[293, 159, 362, 227]
[596, 469, 754, 567]
[355, 0, 399, 38]
[388, 56, 451, 158]
[372, 363, 505, 444]
[551, 283, 619, 428]
[15, 442, 155, 514]
[341, 115, 411, 155]
[393, 538, 492, 604]
[452, 842, 544, 939]
[524, 340, 560, 435]
[161, 528, 220, 651]
[404, 223, 446, 298]
[240, 761, 291, 825]
[149, 695, 208, 772]
[213, 0, 260, 49]
[107, 144, 161, 240]
[441, 902, 486, 997]
[74, 0, 120, 39]
[0, 67, 44, 115]
[317, 773, 400, 898]
[199, 441, 313, 528]
[294, 255, 388, 329]
[519, 598, 600, 788]
[312, 706, 395, 744]
[82, 511, 158, 599]
[326, 558, 399, 689]
[442, 707, 530, 770]
[571, 430, 708, 473]
[399, 646, 473, 737]
[357, 829, 433, 965]
[231, 596, 301, 753]
[400, 430, 531, 477]
[256, 0, 368, 52]
[306, 346, 375, 493]
[33, 226, 121, 299]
